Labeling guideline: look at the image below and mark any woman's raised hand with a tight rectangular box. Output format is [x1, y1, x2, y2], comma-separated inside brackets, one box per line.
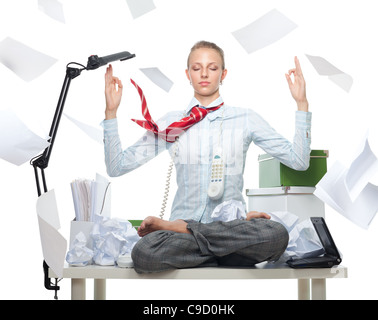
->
[105, 64, 123, 119]
[285, 56, 309, 112]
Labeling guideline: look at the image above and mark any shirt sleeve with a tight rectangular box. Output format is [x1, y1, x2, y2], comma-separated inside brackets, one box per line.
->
[101, 118, 167, 177]
[248, 110, 312, 171]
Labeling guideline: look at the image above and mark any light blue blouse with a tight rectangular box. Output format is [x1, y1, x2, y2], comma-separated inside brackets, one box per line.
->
[102, 96, 312, 223]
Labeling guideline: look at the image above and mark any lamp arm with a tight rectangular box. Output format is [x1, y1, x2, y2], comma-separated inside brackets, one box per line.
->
[30, 52, 135, 298]
[31, 66, 81, 197]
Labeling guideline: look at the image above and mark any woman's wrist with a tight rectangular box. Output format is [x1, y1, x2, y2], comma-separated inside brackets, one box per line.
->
[105, 109, 117, 120]
[296, 99, 309, 112]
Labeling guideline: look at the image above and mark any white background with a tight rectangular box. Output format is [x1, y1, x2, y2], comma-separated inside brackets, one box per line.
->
[1, 0, 378, 300]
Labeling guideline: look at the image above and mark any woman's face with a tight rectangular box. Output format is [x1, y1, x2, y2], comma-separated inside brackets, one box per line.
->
[186, 48, 227, 105]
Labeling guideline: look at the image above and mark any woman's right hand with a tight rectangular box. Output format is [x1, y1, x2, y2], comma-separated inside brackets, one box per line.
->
[105, 64, 123, 119]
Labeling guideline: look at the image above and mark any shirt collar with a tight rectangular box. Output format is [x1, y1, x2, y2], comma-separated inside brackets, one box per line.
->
[185, 96, 224, 115]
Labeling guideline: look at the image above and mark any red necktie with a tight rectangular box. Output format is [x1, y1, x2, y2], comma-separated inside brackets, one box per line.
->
[130, 79, 224, 142]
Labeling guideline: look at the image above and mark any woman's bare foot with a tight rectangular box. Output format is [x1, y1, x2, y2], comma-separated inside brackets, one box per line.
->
[246, 211, 271, 220]
[137, 216, 190, 237]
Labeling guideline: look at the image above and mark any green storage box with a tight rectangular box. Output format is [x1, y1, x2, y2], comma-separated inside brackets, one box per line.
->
[258, 150, 328, 188]
[129, 219, 143, 230]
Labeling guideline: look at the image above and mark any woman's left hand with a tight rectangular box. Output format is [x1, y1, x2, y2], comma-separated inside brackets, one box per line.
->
[246, 211, 271, 220]
[285, 56, 309, 112]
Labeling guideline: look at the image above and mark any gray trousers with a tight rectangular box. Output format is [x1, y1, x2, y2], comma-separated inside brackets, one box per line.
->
[131, 218, 289, 274]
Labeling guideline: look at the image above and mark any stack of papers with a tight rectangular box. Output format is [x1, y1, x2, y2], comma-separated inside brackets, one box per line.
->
[71, 179, 92, 221]
[71, 173, 111, 222]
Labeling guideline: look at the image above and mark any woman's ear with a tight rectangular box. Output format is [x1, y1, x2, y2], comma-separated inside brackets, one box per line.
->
[185, 69, 191, 81]
[221, 69, 228, 82]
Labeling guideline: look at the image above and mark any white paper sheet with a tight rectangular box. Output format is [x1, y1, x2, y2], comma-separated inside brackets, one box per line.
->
[93, 173, 111, 219]
[345, 137, 378, 201]
[140, 67, 174, 92]
[0, 37, 57, 82]
[64, 113, 103, 144]
[314, 136, 378, 229]
[0, 109, 50, 166]
[268, 211, 324, 262]
[91, 217, 140, 265]
[66, 231, 94, 266]
[36, 190, 67, 278]
[66, 216, 140, 266]
[313, 161, 345, 213]
[269, 211, 299, 234]
[305, 54, 353, 92]
[211, 200, 246, 222]
[125, 0, 155, 19]
[285, 218, 325, 259]
[346, 183, 378, 228]
[231, 9, 297, 54]
[38, 0, 65, 23]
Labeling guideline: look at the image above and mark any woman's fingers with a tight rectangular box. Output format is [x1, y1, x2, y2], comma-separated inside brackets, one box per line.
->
[294, 56, 303, 76]
[105, 64, 113, 84]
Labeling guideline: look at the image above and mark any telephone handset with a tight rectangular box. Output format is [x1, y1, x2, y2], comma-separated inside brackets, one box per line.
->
[207, 147, 225, 200]
[159, 142, 225, 219]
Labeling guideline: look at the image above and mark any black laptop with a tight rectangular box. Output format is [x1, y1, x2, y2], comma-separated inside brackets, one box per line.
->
[287, 217, 342, 268]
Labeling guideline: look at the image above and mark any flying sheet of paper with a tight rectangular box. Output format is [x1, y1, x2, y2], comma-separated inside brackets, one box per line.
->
[231, 9, 297, 54]
[305, 54, 353, 92]
[314, 161, 345, 214]
[38, 0, 65, 23]
[140, 67, 174, 92]
[0, 109, 50, 166]
[0, 37, 57, 82]
[314, 136, 378, 229]
[64, 113, 103, 144]
[125, 0, 155, 19]
[315, 162, 378, 229]
[36, 190, 67, 278]
[345, 137, 378, 201]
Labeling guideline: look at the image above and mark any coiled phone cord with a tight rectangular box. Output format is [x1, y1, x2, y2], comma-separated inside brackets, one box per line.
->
[159, 137, 179, 219]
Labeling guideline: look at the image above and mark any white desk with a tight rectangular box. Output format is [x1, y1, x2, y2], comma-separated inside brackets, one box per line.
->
[50, 262, 347, 300]
[54, 186, 347, 300]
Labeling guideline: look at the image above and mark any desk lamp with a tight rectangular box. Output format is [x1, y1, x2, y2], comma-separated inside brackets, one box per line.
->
[30, 51, 135, 298]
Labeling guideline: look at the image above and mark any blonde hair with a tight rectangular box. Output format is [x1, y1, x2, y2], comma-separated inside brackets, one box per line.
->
[187, 40, 225, 70]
